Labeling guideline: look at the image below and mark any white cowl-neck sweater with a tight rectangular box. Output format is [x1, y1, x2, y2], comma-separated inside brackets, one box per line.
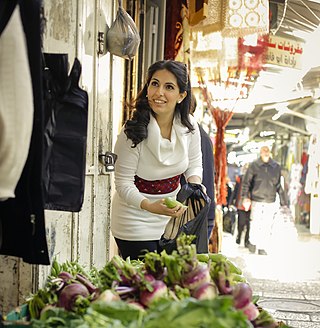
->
[111, 114, 203, 241]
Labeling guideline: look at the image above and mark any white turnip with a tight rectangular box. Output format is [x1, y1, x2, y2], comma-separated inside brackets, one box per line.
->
[94, 289, 120, 303]
[232, 282, 252, 309]
[182, 263, 211, 290]
[191, 282, 218, 300]
[241, 302, 260, 321]
[140, 280, 168, 307]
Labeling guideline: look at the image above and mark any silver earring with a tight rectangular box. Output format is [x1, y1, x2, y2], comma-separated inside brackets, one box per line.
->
[146, 95, 148, 98]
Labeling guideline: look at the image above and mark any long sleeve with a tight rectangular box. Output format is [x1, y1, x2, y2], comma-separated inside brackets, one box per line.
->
[184, 116, 203, 181]
[114, 129, 146, 209]
[229, 179, 239, 206]
[241, 165, 253, 199]
[277, 177, 288, 206]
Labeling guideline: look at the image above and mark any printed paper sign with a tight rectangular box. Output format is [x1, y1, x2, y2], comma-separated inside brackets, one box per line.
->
[265, 35, 304, 69]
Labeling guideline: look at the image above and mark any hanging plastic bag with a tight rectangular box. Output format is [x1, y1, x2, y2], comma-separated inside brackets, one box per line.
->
[159, 183, 211, 254]
[106, 0, 141, 60]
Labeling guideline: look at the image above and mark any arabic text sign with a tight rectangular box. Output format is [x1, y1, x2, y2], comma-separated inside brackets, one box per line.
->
[265, 35, 304, 69]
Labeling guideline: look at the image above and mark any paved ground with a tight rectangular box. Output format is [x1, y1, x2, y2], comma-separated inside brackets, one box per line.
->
[221, 218, 320, 328]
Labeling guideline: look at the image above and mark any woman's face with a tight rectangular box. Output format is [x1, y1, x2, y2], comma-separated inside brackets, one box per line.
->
[147, 69, 186, 118]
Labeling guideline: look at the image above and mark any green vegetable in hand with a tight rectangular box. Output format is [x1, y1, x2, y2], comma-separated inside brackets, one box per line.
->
[164, 197, 187, 209]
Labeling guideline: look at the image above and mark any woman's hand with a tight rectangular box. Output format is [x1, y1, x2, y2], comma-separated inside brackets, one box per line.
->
[187, 176, 206, 194]
[141, 199, 187, 218]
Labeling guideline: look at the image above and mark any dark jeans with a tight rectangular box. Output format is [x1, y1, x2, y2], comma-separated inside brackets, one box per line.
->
[237, 210, 251, 245]
[114, 238, 162, 260]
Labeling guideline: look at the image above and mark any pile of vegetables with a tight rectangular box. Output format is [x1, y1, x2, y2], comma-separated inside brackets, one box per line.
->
[11, 234, 289, 327]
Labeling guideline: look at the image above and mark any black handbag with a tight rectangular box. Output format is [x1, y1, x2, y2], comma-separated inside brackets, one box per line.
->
[159, 183, 211, 254]
[43, 54, 89, 212]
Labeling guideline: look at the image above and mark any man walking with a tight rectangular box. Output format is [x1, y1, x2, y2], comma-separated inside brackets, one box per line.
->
[241, 146, 288, 255]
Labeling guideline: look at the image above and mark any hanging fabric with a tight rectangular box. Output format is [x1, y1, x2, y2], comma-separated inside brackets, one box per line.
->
[212, 108, 234, 206]
[42, 54, 89, 212]
[0, 0, 49, 265]
[221, 0, 269, 37]
[164, 0, 185, 60]
[0, 5, 34, 201]
[197, 75, 233, 206]
[189, 0, 209, 26]
[0, 0, 17, 35]
[174, 0, 191, 65]
[190, 0, 223, 35]
[191, 0, 269, 38]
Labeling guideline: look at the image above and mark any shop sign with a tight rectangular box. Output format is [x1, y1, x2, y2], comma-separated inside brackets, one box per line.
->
[265, 35, 304, 69]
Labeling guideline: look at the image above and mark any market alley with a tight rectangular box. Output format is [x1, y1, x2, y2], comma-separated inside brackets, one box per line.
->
[222, 214, 320, 328]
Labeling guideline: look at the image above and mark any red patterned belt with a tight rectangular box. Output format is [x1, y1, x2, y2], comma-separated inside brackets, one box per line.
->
[134, 174, 181, 194]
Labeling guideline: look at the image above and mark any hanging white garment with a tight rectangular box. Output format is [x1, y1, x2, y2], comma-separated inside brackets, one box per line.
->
[305, 134, 320, 195]
[0, 6, 34, 200]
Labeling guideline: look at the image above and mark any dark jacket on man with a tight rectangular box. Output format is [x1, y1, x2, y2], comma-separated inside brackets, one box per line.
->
[241, 158, 288, 206]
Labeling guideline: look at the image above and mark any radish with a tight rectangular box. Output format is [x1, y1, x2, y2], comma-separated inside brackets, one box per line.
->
[58, 283, 90, 311]
[94, 289, 120, 303]
[75, 273, 97, 294]
[191, 282, 217, 300]
[58, 271, 74, 282]
[182, 263, 211, 290]
[232, 282, 253, 309]
[140, 280, 168, 307]
[241, 302, 260, 321]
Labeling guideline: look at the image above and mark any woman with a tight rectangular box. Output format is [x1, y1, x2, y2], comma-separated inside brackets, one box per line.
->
[111, 60, 203, 260]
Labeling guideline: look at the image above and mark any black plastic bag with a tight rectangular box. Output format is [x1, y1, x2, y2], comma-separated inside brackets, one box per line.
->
[223, 207, 236, 234]
[159, 183, 211, 254]
[43, 54, 88, 212]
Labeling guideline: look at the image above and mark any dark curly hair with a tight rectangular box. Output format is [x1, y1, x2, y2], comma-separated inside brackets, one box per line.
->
[124, 60, 194, 147]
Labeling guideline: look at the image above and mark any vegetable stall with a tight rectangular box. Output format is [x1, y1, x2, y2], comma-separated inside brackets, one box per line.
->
[1, 235, 289, 328]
